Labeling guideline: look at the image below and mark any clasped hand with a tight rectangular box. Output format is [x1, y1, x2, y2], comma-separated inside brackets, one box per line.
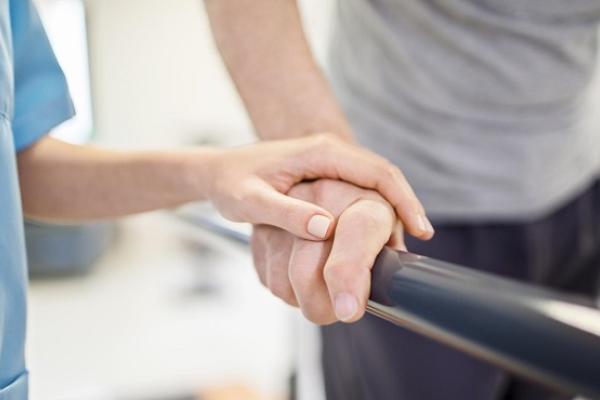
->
[206, 134, 434, 324]
[253, 179, 411, 324]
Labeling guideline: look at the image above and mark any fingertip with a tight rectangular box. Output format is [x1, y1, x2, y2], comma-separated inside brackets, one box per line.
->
[334, 292, 359, 322]
[405, 213, 435, 240]
[307, 213, 334, 240]
[422, 230, 435, 240]
[422, 216, 435, 239]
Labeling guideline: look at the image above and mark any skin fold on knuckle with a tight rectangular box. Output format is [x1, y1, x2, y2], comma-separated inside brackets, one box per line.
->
[290, 281, 333, 323]
[311, 132, 338, 150]
[268, 281, 297, 306]
[288, 262, 319, 294]
[323, 259, 370, 295]
[383, 162, 400, 182]
[250, 237, 268, 286]
[287, 182, 315, 203]
[311, 180, 362, 215]
[342, 199, 395, 236]
[224, 182, 261, 222]
[258, 236, 296, 305]
[288, 240, 332, 300]
[300, 305, 337, 325]
[289, 266, 331, 318]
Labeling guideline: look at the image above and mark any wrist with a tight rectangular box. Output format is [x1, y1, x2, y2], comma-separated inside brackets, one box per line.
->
[253, 103, 355, 143]
[179, 147, 225, 201]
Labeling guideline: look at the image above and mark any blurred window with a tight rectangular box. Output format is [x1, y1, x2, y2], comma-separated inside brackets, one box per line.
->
[36, 0, 93, 144]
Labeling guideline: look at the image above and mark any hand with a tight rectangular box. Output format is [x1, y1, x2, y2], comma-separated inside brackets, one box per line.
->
[252, 179, 406, 325]
[207, 134, 433, 241]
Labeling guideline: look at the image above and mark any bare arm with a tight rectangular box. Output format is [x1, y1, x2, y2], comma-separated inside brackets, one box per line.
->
[17, 136, 212, 221]
[17, 135, 424, 241]
[204, 0, 353, 141]
[205, 0, 432, 239]
[206, 0, 435, 321]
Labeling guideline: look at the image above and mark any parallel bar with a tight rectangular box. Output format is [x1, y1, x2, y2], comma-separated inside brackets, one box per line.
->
[369, 248, 600, 399]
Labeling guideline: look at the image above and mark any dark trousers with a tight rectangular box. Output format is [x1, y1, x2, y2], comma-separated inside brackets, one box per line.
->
[322, 181, 600, 400]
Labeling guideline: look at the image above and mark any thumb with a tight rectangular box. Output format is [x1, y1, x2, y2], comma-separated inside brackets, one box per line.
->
[323, 199, 395, 322]
[242, 185, 335, 241]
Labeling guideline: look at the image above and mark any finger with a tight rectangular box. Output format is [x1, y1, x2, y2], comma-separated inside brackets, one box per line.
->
[241, 180, 336, 241]
[331, 146, 433, 240]
[250, 226, 269, 287]
[266, 241, 298, 307]
[251, 225, 298, 306]
[299, 136, 434, 240]
[323, 198, 395, 323]
[387, 221, 407, 251]
[288, 236, 337, 325]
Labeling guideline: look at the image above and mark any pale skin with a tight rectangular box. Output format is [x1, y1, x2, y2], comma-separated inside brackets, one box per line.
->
[17, 134, 421, 244]
[205, 0, 435, 322]
[252, 180, 399, 324]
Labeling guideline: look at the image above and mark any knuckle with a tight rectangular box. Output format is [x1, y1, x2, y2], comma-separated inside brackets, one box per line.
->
[227, 186, 259, 222]
[288, 264, 309, 288]
[314, 132, 337, 146]
[379, 162, 401, 182]
[269, 283, 296, 305]
[390, 165, 404, 181]
[344, 202, 390, 231]
[366, 198, 395, 220]
[324, 260, 371, 289]
[300, 304, 337, 325]
[370, 201, 395, 224]
[311, 178, 328, 194]
[240, 184, 261, 205]
[310, 133, 338, 154]
[255, 268, 268, 287]
[267, 266, 296, 303]
[310, 179, 340, 206]
[308, 180, 328, 206]
[280, 202, 297, 222]
[251, 252, 267, 276]
[323, 261, 348, 284]
[363, 209, 388, 230]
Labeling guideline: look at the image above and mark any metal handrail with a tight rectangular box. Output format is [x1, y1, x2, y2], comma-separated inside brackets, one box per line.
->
[180, 212, 600, 398]
[370, 248, 600, 399]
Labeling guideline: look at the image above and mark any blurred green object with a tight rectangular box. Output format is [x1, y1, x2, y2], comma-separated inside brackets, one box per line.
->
[24, 220, 115, 277]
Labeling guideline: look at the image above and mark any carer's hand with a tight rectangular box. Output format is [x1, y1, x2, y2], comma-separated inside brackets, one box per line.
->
[252, 179, 406, 325]
[206, 134, 433, 241]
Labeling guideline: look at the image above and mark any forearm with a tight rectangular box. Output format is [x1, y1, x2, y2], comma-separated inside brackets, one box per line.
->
[204, 0, 353, 141]
[17, 136, 215, 222]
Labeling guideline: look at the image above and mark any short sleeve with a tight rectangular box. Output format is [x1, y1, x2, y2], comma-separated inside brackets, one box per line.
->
[10, 0, 75, 151]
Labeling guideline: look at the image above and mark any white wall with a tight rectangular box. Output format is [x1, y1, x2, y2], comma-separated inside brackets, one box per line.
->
[84, 0, 334, 149]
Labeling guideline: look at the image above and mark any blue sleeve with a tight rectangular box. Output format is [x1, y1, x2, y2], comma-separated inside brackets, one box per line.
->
[10, 0, 75, 151]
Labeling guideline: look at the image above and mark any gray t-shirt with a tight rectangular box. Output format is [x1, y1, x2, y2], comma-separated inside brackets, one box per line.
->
[328, 0, 600, 221]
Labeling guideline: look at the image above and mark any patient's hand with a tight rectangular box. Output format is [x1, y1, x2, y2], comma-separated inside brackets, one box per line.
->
[251, 179, 404, 325]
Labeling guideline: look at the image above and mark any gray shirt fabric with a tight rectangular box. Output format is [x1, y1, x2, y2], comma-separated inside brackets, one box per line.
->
[328, 0, 600, 221]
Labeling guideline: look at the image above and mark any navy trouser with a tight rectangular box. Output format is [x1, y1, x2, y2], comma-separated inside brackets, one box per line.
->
[322, 181, 600, 400]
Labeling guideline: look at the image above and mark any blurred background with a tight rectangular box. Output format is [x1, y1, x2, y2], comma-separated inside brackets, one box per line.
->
[26, 0, 333, 399]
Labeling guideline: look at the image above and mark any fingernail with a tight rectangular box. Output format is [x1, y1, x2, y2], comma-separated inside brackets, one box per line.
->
[335, 293, 358, 322]
[424, 217, 435, 234]
[307, 215, 331, 239]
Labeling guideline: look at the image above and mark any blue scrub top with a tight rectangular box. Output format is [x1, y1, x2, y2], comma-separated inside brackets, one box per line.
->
[0, 0, 73, 398]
